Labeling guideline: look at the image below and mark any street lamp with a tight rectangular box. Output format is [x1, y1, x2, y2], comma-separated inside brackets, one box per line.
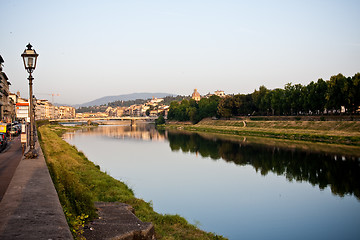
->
[21, 43, 38, 158]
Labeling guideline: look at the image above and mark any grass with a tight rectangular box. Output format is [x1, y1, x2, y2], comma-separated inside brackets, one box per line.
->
[162, 119, 360, 146]
[37, 123, 226, 240]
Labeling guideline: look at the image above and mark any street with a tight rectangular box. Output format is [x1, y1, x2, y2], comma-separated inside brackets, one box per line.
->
[0, 135, 22, 202]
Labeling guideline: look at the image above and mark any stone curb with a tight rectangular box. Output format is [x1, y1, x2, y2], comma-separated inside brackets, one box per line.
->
[83, 202, 156, 240]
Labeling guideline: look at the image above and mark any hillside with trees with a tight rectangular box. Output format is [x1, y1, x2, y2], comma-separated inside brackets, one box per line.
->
[76, 95, 187, 113]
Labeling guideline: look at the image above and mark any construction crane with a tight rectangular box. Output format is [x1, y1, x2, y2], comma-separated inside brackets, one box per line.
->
[36, 93, 60, 104]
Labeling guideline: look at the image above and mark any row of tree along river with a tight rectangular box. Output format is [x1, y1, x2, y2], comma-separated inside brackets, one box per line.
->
[168, 73, 360, 123]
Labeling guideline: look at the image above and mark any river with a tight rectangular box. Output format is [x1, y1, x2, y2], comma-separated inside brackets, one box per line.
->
[63, 123, 360, 240]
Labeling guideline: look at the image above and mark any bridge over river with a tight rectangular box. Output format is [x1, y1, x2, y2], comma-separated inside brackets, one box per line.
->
[50, 116, 159, 126]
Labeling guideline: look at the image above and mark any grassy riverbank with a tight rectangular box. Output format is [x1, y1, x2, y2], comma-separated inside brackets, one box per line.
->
[37, 123, 225, 240]
[162, 118, 360, 147]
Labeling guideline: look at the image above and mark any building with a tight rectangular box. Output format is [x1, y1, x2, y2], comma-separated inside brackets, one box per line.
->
[35, 99, 56, 120]
[115, 107, 126, 117]
[149, 97, 164, 105]
[128, 105, 142, 116]
[35, 100, 45, 120]
[9, 92, 18, 106]
[0, 55, 15, 122]
[58, 106, 76, 119]
[75, 96, 171, 118]
[105, 106, 116, 117]
[191, 89, 201, 101]
[214, 90, 226, 98]
[16, 102, 30, 122]
[34, 99, 74, 120]
[141, 105, 150, 116]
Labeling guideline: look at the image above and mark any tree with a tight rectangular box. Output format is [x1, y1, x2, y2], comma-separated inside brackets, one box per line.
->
[187, 107, 199, 123]
[232, 94, 244, 115]
[218, 96, 234, 118]
[198, 95, 221, 119]
[326, 73, 347, 112]
[304, 79, 328, 114]
[346, 73, 360, 113]
[155, 114, 165, 125]
[271, 89, 285, 115]
[233, 94, 255, 115]
[167, 101, 180, 120]
[316, 78, 328, 113]
[303, 81, 315, 113]
[177, 100, 190, 121]
[284, 83, 304, 115]
[252, 86, 270, 115]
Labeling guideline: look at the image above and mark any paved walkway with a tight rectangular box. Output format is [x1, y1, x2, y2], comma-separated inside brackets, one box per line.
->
[0, 138, 73, 239]
[0, 136, 23, 202]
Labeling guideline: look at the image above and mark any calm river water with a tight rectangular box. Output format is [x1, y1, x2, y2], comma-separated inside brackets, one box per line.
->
[63, 123, 360, 240]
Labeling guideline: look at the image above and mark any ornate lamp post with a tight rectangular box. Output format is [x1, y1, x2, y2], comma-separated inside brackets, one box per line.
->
[21, 43, 38, 157]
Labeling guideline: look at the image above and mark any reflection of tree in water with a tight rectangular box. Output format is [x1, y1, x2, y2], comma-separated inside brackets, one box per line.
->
[167, 132, 360, 200]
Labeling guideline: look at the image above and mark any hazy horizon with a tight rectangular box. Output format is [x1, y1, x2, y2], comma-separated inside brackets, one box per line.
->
[1, 0, 359, 105]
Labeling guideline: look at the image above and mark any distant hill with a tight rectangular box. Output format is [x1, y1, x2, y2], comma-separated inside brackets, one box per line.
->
[73, 92, 176, 108]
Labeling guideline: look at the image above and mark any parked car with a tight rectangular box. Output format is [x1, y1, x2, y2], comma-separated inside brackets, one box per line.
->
[0, 132, 7, 151]
[0, 123, 11, 137]
[10, 126, 21, 136]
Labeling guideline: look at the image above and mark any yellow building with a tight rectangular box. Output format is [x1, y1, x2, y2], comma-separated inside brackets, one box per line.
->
[191, 89, 201, 101]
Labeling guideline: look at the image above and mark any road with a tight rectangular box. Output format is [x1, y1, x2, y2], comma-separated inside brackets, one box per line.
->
[0, 135, 22, 202]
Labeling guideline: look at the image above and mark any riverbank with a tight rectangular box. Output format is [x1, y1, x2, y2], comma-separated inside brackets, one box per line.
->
[37, 123, 226, 240]
[162, 118, 360, 147]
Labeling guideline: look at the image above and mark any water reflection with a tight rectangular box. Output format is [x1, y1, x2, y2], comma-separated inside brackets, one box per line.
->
[64, 124, 167, 141]
[165, 130, 360, 200]
[65, 124, 360, 200]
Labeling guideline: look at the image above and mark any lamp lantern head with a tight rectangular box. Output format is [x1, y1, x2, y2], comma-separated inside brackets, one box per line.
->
[21, 43, 38, 73]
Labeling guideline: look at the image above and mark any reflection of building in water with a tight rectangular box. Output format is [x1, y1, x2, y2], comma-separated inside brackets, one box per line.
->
[62, 130, 77, 140]
[63, 124, 167, 141]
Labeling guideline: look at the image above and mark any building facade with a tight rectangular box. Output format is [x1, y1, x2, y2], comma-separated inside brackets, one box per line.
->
[34, 99, 74, 120]
[214, 90, 226, 98]
[0, 55, 16, 122]
[58, 106, 76, 119]
[191, 89, 201, 101]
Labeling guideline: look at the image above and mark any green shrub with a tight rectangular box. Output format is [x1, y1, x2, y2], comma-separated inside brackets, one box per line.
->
[155, 114, 166, 125]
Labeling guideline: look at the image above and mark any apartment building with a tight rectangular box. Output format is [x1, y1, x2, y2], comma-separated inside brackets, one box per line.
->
[0, 55, 15, 122]
[58, 106, 76, 119]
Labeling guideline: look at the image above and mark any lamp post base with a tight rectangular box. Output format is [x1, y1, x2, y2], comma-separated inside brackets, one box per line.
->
[24, 148, 38, 159]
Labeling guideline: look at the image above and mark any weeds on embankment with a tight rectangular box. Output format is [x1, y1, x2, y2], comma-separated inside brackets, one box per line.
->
[163, 119, 360, 146]
[37, 123, 226, 240]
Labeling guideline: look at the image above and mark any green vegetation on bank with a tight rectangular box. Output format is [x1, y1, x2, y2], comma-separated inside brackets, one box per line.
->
[37, 123, 226, 240]
[168, 73, 360, 123]
[162, 118, 360, 147]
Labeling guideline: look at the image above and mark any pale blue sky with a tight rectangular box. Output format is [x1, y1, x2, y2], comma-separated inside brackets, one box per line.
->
[1, 0, 359, 105]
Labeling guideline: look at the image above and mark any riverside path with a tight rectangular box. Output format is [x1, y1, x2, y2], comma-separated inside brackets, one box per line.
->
[0, 135, 22, 202]
[0, 135, 73, 239]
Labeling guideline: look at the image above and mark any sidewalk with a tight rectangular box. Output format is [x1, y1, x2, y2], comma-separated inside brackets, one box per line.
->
[0, 138, 73, 239]
[0, 136, 23, 202]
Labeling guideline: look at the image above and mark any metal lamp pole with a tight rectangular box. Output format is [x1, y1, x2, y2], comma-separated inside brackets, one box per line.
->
[21, 43, 38, 157]
[28, 74, 34, 150]
[33, 95, 36, 136]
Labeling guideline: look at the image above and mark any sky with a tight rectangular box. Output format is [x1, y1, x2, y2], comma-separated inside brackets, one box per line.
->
[1, 0, 359, 105]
